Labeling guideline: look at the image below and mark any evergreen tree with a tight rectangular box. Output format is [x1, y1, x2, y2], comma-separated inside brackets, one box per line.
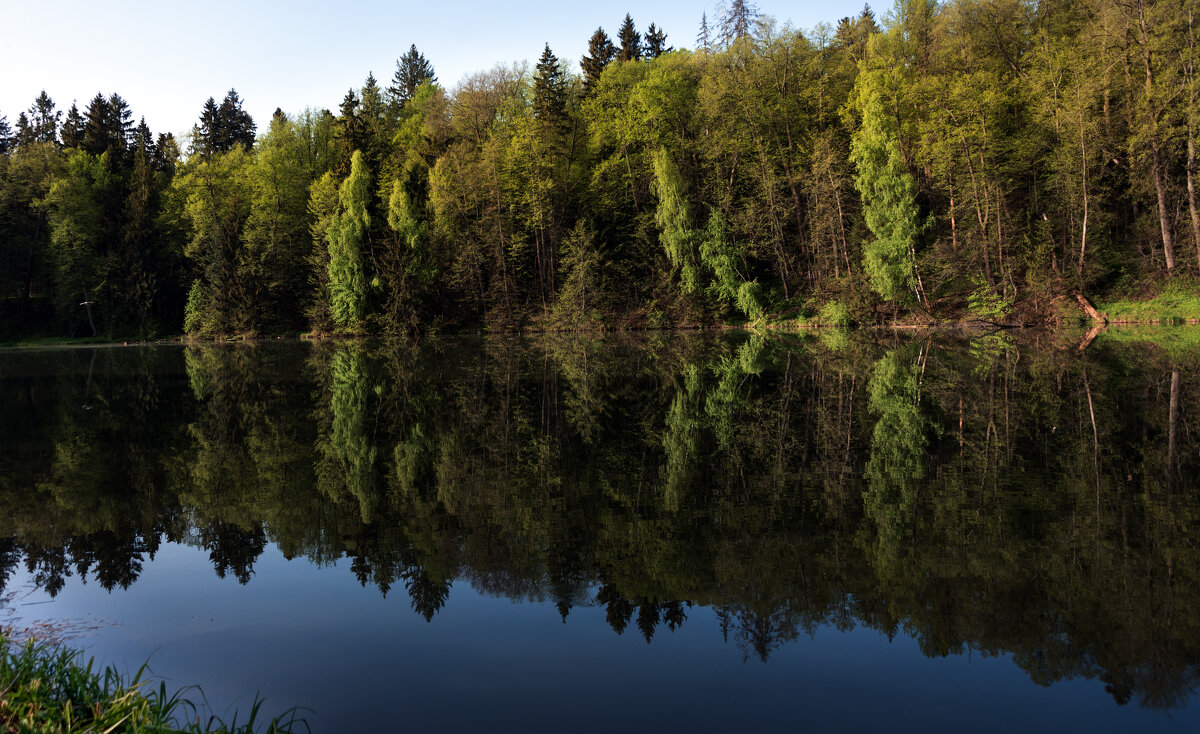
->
[14, 112, 33, 147]
[334, 89, 366, 175]
[390, 44, 437, 109]
[327, 150, 371, 331]
[644, 23, 670, 59]
[720, 0, 760, 46]
[581, 28, 617, 95]
[697, 13, 712, 55]
[133, 118, 155, 159]
[216, 89, 256, 152]
[153, 133, 179, 173]
[0, 113, 11, 154]
[61, 103, 85, 148]
[618, 14, 642, 62]
[28, 91, 59, 144]
[195, 91, 256, 156]
[533, 44, 569, 135]
[193, 96, 220, 156]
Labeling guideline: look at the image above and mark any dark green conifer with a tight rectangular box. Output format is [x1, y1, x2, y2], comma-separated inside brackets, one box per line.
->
[390, 44, 436, 109]
[216, 89, 256, 151]
[533, 44, 569, 135]
[28, 91, 59, 144]
[82, 93, 122, 156]
[581, 27, 616, 94]
[61, 103, 85, 148]
[617, 14, 642, 62]
[643, 24, 670, 58]
[0, 113, 11, 153]
[13, 112, 32, 147]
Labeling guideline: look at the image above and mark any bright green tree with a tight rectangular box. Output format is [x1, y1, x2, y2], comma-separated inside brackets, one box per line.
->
[326, 150, 371, 331]
[849, 33, 926, 307]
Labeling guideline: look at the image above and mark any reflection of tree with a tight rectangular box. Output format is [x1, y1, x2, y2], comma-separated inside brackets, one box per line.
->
[2, 335, 1200, 708]
[717, 605, 800, 663]
[325, 347, 379, 523]
[862, 347, 931, 571]
[403, 566, 452, 622]
[201, 522, 266, 584]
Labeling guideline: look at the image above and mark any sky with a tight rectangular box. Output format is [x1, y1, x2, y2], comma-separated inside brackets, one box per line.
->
[1, 0, 872, 140]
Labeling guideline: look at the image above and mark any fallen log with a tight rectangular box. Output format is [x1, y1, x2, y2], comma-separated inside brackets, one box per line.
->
[1075, 294, 1106, 323]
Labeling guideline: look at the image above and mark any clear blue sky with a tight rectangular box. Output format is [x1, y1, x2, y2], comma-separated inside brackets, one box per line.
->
[2, 0, 872, 139]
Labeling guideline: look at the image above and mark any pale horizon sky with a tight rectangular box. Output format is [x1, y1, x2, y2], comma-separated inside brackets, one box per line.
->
[2, 0, 872, 140]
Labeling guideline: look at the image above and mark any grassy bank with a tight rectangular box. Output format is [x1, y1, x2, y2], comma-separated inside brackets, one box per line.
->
[0, 632, 303, 733]
[1094, 278, 1200, 324]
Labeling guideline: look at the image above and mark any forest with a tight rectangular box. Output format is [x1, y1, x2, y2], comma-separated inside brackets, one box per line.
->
[1, 0, 1198, 338]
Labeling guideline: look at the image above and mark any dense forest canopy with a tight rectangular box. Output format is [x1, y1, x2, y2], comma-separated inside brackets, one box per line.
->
[1, 0, 1198, 338]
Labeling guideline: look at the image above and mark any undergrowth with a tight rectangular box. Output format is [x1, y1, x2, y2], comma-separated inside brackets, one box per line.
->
[0, 632, 306, 733]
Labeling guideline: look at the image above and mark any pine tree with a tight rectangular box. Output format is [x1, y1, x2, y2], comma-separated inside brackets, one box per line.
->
[0, 113, 10, 154]
[617, 14, 642, 62]
[533, 44, 569, 135]
[644, 23, 670, 59]
[581, 27, 617, 95]
[327, 150, 371, 331]
[390, 44, 437, 109]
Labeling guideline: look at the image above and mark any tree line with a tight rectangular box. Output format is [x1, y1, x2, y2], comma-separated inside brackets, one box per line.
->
[1, 0, 1198, 338]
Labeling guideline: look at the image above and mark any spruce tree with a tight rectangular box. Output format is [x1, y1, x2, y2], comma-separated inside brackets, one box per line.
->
[28, 91, 59, 144]
[82, 94, 122, 156]
[617, 14, 642, 62]
[390, 44, 436, 109]
[533, 44, 569, 135]
[216, 89, 256, 152]
[581, 28, 616, 94]
[0, 113, 10, 154]
[61, 103, 85, 148]
[644, 24, 670, 58]
[14, 112, 33, 147]
[194, 97, 220, 156]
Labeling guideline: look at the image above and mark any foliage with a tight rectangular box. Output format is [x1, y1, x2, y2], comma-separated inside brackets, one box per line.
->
[326, 151, 370, 331]
[2, 2, 1200, 337]
[817, 300, 852, 328]
[0, 633, 303, 732]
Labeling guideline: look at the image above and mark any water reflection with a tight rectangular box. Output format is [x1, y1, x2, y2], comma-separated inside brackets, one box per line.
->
[0, 332, 1198, 709]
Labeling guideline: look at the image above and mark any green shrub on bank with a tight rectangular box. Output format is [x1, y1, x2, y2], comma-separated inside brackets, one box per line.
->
[0, 632, 305, 733]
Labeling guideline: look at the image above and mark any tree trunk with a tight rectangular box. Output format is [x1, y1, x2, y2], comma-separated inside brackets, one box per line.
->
[1152, 143, 1176, 271]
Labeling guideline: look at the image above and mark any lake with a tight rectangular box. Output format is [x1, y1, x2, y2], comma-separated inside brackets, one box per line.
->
[1, 330, 1198, 732]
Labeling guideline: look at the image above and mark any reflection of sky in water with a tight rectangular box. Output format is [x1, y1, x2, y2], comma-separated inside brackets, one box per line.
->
[5, 541, 1194, 733]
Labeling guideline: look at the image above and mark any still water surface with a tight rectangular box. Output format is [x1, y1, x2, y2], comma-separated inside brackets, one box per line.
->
[1, 331, 1197, 731]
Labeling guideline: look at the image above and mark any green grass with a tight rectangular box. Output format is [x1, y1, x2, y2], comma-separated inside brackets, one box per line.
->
[1095, 326, 1200, 365]
[1095, 278, 1200, 324]
[0, 632, 306, 733]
